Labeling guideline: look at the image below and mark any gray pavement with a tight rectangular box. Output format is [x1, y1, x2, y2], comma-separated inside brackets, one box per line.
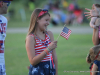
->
[6, 26, 93, 34]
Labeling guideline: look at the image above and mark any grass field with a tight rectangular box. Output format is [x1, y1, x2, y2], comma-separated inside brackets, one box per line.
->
[5, 33, 94, 75]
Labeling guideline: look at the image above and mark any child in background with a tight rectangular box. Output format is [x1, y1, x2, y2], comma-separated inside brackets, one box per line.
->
[89, 4, 100, 45]
[25, 9, 58, 75]
[86, 45, 100, 75]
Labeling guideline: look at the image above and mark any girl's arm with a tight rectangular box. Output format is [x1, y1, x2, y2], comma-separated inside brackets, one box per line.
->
[26, 36, 53, 66]
[48, 31, 58, 75]
[92, 64, 98, 75]
[26, 35, 48, 66]
[26, 35, 57, 66]
[90, 17, 97, 29]
[92, 26, 99, 45]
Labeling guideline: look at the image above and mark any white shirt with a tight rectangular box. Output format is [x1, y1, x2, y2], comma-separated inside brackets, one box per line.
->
[0, 15, 7, 64]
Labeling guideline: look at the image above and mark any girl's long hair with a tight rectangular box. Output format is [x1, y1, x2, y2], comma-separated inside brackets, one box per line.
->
[95, 4, 100, 8]
[86, 45, 100, 63]
[27, 8, 42, 36]
[25, 8, 50, 42]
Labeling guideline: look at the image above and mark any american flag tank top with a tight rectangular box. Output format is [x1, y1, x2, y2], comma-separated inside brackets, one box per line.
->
[30, 33, 53, 62]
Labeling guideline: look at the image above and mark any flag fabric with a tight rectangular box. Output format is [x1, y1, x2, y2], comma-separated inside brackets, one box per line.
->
[60, 27, 72, 40]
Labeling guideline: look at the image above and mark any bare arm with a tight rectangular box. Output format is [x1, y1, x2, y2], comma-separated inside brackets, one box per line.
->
[90, 17, 97, 29]
[92, 64, 98, 75]
[26, 35, 49, 66]
[92, 27, 99, 45]
[92, 18, 100, 45]
[48, 31, 58, 75]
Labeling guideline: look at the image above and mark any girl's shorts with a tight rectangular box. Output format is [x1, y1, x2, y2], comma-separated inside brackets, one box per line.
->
[29, 61, 56, 75]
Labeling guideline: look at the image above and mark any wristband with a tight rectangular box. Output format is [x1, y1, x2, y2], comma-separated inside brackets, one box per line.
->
[44, 50, 49, 55]
[47, 47, 51, 52]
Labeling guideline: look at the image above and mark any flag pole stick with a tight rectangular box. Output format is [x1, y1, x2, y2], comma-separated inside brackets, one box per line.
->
[56, 24, 66, 41]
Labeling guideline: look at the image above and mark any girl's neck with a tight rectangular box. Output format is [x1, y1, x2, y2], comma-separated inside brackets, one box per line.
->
[35, 27, 44, 35]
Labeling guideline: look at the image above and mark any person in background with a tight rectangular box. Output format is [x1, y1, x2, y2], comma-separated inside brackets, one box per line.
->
[84, 5, 100, 45]
[0, 1, 11, 75]
[86, 45, 100, 75]
[62, 0, 69, 10]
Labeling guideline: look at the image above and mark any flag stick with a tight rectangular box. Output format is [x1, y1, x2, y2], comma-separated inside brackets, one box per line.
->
[56, 24, 66, 41]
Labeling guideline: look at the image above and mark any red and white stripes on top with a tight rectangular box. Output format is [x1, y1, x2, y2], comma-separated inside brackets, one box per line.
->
[30, 33, 53, 62]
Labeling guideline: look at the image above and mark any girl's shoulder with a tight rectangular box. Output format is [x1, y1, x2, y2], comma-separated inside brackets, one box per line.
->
[27, 34, 35, 38]
[47, 31, 54, 41]
[26, 34, 35, 42]
[47, 31, 53, 36]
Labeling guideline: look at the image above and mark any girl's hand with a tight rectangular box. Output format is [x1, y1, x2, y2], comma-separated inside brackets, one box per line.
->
[84, 8, 99, 19]
[48, 41, 57, 51]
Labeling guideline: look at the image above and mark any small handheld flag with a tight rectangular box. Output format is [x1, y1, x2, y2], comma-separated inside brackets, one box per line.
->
[60, 27, 72, 40]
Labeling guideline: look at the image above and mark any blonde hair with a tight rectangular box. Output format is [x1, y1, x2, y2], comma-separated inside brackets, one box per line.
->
[86, 45, 100, 63]
[25, 8, 50, 42]
[27, 8, 50, 35]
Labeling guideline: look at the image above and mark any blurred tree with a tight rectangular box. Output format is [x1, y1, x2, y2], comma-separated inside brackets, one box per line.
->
[28, 0, 35, 11]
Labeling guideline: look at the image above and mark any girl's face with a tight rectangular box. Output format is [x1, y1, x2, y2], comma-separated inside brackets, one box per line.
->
[37, 14, 50, 31]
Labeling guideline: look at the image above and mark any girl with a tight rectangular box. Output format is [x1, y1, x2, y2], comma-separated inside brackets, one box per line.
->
[86, 45, 100, 75]
[25, 8, 58, 75]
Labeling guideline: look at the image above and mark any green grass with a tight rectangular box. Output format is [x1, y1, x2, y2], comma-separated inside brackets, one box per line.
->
[5, 33, 94, 75]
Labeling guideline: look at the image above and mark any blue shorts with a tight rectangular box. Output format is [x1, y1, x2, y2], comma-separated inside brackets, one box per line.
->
[29, 61, 56, 75]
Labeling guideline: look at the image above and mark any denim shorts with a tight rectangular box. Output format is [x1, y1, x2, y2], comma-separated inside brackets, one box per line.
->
[29, 61, 56, 75]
